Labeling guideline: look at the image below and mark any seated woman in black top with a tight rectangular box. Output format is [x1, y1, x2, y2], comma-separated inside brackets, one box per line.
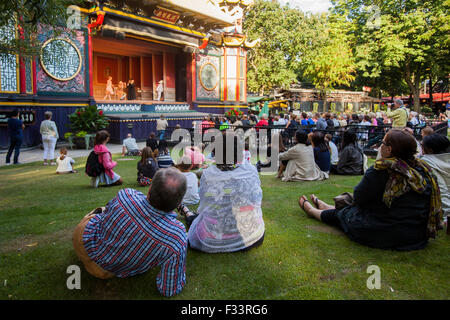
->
[146, 132, 158, 152]
[330, 129, 363, 175]
[310, 131, 331, 173]
[137, 147, 159, 186]
[298, 130, 444, 251]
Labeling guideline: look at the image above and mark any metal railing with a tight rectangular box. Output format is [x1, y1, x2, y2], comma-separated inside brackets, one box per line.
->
[160, 121, 448, 154]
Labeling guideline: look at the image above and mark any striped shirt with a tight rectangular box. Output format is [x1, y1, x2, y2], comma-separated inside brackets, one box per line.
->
[157, 152, 174, 168]
[83, 188, 187, 297]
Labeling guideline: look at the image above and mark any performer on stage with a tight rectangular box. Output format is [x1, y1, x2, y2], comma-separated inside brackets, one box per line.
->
[117, 81, 127, 100]
[127, 79, 136, 100]
[156, 80, 164, 101]
[103, 76, 114, 100]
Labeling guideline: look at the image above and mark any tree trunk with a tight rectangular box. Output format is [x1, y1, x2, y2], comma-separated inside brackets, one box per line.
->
[405, 64, 421, 112]
[413, 76, 421, 112]
[429, 76, 433, 112]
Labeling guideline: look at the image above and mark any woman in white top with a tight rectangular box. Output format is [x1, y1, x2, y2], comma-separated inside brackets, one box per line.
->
[40, 111, 59, 166]
[180, 134, 265, 253]
[175, 156, 200, 205]
[56, 147, 77, 174]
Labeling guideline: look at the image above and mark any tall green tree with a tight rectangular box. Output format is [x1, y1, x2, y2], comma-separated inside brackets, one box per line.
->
[0, 0, 83, 56]
[300, 14, 356, 111]
[244, 0, 306, 95]
[332, 0, 450, 112]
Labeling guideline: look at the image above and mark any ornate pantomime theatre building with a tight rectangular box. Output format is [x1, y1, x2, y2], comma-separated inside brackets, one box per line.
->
[0, 0, 257, 147]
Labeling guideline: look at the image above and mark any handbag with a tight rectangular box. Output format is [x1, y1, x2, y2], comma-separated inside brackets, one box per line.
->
[333, 192, 354, 209]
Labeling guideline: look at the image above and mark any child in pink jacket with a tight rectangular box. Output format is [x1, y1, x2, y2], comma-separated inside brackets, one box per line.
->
[91, 130, 123, 188]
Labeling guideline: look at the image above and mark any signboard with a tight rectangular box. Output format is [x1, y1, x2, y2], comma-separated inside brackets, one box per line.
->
[152, 6, 180, 24]
[0, 110, 36, 126]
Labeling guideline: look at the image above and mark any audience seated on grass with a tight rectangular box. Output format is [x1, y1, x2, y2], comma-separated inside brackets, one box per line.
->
[310, 131, 331, 173]
[298, 130, 444, 251]
[92, 130, 123, 188]
[175, 156, 200, 205]
[156, 139, 174, 169]
[421, 126, 434, 140]
[325, 134, 339, 165]
[56, 147, 77, 174]
[121, 133, 141, 156]
[137, 147, 159, 186]
[179, 133, 265, 253]
[403, 127, 422, 156]
[256, 133, 287, 176]
[330, 129, 364, 175]
[146, 132, 159, 152]
[73, 168, 188, 297]
[420, 134, 450, 219]
[184, 145, 206, 169]
[278, 130, 328, 182]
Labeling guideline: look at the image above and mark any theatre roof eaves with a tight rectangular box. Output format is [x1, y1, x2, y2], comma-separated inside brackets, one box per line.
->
[150, 0, 235, 26]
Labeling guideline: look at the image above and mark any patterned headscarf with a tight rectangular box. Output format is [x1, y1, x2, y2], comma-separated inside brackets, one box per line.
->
[374, 157, 443, 238]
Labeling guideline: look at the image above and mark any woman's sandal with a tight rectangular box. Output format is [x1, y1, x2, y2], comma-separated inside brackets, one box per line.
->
[298, 196, 310, 211]
[310, 194, 320, 208]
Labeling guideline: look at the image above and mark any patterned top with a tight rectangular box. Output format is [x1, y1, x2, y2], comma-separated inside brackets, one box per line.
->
[40, 120, 59, 139]
[83, 188, 187, 297]
[188, 164, 265, 253]
[157, 152, 174, 168]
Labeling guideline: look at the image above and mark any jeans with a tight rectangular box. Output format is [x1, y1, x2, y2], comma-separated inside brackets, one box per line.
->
[42, 135, 57, 161]
[6, 136, 23, 164]
[157, 130, 165, 140]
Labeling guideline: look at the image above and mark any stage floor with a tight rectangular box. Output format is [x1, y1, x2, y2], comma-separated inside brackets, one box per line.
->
[106, 111, 211, 119]
[96, 99, 189, 104]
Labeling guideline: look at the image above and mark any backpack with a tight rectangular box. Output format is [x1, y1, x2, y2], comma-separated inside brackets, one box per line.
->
[85, 151, 104, 177]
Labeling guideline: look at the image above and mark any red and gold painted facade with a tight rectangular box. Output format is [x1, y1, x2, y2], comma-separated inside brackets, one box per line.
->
[0, 0, 257, 147]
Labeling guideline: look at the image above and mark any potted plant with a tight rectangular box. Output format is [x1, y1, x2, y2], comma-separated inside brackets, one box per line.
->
[66, 105, 109, 149]
[225, 108, 244, 118]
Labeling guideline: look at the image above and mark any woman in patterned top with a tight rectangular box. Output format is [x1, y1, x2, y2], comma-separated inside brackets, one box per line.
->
[179, 132, 265, 253]
[299, 130, 444, 250]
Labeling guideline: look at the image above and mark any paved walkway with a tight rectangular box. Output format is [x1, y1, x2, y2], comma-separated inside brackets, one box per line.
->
[0, 142, 147, 166]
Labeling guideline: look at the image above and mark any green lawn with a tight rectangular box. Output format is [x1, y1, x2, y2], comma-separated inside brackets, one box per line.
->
[0, 154, 449, 300]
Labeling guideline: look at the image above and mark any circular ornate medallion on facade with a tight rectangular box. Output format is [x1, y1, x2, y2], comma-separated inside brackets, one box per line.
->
[40, 38, 82, 81]
[199, 63, 218, 91]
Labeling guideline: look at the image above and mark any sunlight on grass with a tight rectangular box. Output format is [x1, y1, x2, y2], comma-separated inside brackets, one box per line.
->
[0, 153, 449, 300]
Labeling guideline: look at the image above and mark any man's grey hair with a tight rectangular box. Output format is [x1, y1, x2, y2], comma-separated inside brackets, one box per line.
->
[394, 99, 404, 106]
[148, 168, 187, 212]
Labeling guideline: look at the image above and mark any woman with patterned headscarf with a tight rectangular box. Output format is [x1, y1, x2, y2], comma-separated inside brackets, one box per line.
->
[298, 129, 444, 250]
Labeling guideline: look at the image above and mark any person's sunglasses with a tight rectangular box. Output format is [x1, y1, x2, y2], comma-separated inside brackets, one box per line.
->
[381, 141, 390, 147]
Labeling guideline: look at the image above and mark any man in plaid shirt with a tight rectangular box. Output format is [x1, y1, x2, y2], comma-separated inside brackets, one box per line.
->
[73, 168, 188, 297]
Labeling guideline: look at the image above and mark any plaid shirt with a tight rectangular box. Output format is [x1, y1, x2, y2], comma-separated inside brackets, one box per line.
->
[83, 188, 187, 297]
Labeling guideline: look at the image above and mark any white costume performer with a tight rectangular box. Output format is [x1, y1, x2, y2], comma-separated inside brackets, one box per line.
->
[156, 80, 164, 101]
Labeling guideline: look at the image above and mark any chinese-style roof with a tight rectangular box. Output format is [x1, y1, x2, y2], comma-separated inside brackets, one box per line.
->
[120, 0, 235, 27]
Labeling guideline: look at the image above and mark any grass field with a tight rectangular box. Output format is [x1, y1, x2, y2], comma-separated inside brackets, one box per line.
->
[0, 154, 449, 300]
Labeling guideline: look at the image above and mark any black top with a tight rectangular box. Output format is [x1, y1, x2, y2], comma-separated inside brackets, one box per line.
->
[313, 147, 331, 172]
[336, 144, 363, 175]
[137, 158, 158, 180]
[146, 138, 158, 152]
[127, 83, 136, 100]
[336, 166, 431, 250]
[326, 119, 335, 130]
[7, 118, 23, 138]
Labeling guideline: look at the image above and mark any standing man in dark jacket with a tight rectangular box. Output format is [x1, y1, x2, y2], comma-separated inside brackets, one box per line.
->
[6, 110, 25, 165]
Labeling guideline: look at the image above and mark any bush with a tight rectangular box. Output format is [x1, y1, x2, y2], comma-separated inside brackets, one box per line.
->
[420, 105, 433, 114]
[68, 105, 109, 134]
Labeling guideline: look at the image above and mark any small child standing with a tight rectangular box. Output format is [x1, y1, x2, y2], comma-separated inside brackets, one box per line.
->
[175, 156, 200, 205]
[56, 147, 77, 174]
